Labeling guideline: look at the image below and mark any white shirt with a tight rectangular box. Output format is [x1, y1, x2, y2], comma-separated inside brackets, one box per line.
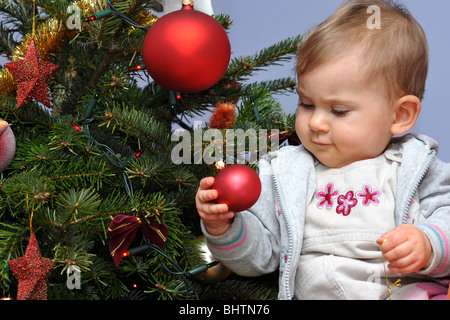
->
[295, 146, 411, 299]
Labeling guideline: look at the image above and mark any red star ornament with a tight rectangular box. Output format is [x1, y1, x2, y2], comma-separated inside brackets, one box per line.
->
[5, 38, 59, 108]
[8, 233, 55, 300]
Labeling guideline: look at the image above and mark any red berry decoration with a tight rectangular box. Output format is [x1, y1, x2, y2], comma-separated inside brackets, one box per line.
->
[142, 2, 231, 93]
[213, 164, 262, 212]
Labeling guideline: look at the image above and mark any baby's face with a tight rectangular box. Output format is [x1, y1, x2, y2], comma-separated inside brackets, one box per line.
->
[296, 55, 396, 168]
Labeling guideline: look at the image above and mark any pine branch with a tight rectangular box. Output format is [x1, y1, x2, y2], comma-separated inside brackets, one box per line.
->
[0, 21, 19, 53]
[225, 34, 303, 82]
[0, 98, 54, 128]
[0, 222, 26, 259]
[25, 0, 67, 18]
[213, 13, 233, 30]
[101, 102, 171, 153]
[0, 1, 34, 32]
[200, 276, 278, 300]
[236, 85, 284, 124]
[90, 51, 114, 89]
[242, 77, 297, 95]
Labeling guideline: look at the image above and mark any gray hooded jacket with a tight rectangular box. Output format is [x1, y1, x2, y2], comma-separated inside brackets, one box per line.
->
[202, 134, 450, 299]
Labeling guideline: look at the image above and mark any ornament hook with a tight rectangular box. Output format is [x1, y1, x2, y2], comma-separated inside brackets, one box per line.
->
[215, 160, 226, 171]
[182, 0, 194, 6]
[32, 0, 36, 38]
[380, 240, 402, 300]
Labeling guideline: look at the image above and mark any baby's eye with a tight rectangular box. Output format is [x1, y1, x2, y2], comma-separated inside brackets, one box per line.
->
[299, 102, 314, 109]
[332, 108, 349, 116]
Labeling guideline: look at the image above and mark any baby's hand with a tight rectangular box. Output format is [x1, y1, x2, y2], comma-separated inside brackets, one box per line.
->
[377, 224, 433, 274]
[195, 177, 235, 236]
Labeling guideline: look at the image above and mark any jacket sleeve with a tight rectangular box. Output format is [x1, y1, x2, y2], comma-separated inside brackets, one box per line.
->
[201, 156, 282, 277]
[416, 157, 450, 278]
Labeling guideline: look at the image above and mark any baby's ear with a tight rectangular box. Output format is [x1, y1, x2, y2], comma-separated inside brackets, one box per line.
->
[390, 95, 421, 136]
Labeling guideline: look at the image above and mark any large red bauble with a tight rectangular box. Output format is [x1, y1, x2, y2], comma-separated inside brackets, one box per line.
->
[213, 164, 262, 212]
[142, 5, 231, 93]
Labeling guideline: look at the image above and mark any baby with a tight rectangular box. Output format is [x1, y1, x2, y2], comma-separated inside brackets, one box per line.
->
[196, 0, 450, 299]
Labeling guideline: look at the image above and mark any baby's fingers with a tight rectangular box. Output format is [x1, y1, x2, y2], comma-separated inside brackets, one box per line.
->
[199, 177, 215, 190]
[377, 225, 409, 253]
[382, 241, 412, 263]
[196, 188, 218, 204]
[196, 178, 218, 203]
[198, 202, 229, 217]
[203, 209, 234, 224]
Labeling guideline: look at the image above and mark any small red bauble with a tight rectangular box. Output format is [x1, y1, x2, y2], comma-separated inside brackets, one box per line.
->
[142, 4, 231, 93]
[213, 164, 262, 212]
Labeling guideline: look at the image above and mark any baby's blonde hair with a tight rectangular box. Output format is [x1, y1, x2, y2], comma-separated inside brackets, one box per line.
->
[297, 0, 429, 102]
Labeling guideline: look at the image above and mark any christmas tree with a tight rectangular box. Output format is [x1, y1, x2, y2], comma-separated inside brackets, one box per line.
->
[0, 0, 301, 300]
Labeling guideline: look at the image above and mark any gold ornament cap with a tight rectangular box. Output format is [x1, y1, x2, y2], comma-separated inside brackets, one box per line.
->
[182, 0, 194, 6]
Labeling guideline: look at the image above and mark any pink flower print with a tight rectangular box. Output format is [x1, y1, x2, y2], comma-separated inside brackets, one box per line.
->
[356, 184, 381, 206]
[316, 183, 339, 209]
[336, 191, 358, 216]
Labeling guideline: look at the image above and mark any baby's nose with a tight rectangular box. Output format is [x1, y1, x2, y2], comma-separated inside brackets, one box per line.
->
[309, 111, 330, 133]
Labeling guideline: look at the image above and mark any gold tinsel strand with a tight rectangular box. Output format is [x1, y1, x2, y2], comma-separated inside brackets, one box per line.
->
[134, 10, 159, 27]
[12, 18, 77, 62]
[76, 0, 106, 15]
[0, 0, 158, 96]
[0, 69, 16, 96]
